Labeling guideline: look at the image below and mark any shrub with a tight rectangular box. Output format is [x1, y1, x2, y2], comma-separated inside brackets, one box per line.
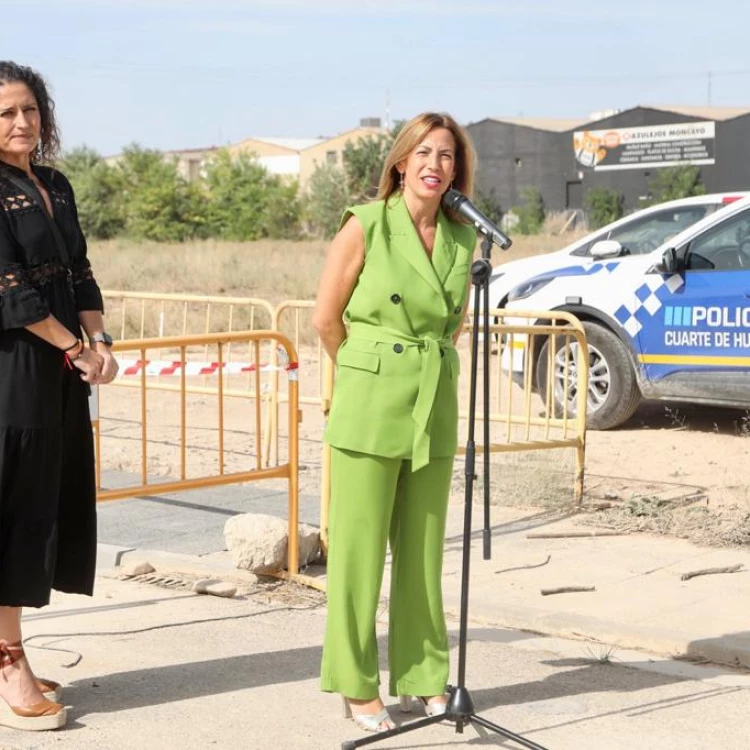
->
[513, 187, 545, 234]
[642, 165, 707, 206]
[585, 187, 624, 229]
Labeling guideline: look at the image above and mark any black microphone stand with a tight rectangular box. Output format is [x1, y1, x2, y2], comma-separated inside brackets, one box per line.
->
[341, 236, 551, 750]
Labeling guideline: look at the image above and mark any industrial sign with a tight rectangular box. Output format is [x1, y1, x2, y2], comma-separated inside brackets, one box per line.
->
[573, 121, 715, 171]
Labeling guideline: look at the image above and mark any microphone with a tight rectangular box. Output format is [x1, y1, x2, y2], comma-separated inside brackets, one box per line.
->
[442, 188, 512, 250]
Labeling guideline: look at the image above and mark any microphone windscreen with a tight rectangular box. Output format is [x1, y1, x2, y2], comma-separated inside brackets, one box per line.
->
[442, 188, 464, 210]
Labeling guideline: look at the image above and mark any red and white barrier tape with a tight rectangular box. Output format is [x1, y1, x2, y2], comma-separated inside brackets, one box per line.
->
[116, 359, 299, 378]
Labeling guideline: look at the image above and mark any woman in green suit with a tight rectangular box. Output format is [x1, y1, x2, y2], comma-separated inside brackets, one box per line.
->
[314, 112, 476, 733]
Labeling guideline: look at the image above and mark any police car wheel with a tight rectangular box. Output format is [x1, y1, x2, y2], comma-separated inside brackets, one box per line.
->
[536, 322, 640, 430]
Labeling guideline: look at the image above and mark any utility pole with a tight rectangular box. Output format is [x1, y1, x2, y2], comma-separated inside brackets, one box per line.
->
[385, 89, 391, 130]
[707, 70, 713, 106]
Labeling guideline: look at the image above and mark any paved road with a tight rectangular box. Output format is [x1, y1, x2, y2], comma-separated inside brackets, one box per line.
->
[4, 575, 748, 750]
[97, 470, 319, 558]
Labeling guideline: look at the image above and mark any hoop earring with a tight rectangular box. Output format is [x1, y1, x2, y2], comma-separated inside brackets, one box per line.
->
[399, 172, 405, 191]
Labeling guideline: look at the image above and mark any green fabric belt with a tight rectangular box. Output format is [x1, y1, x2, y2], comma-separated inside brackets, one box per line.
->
[348, 322, 453, 471]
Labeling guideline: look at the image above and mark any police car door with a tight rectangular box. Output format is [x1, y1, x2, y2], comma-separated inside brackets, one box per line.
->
[639, 207, 750, 401]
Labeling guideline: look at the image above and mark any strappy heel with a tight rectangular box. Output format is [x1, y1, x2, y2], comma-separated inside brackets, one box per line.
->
[0, 641, 66, 731]
[341, 695, 395, 732]
[36, 677, 62, 703]
[0, 642, 61, 701]
[399, 694, 447, 717]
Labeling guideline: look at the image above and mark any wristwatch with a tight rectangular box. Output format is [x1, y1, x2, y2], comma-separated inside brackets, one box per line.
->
[89, 332, 114, 346]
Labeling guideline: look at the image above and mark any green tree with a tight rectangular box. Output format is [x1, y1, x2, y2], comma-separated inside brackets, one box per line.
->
[117, 145, 206, 242]
[513, 187, 545, 234]
[584, 187, 624, 230]
[203, 150, 301, 240]
[340, 122, 407, 204]
[474, 186, 503, 225]
[306, 163, 350, 239]
[644, 165, 707, 205]
[342, 133, 392, 203]
[62, 146, 126, 239]
[260, 179, 302, 239]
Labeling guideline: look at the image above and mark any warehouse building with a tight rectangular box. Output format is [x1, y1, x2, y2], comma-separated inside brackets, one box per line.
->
[467, 106, 750, 214]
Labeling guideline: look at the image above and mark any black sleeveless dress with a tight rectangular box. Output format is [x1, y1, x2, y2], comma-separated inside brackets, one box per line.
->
[0, 161, 103, 607]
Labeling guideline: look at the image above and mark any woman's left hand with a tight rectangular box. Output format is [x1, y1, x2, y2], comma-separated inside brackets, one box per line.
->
[90, 344, 119, 385]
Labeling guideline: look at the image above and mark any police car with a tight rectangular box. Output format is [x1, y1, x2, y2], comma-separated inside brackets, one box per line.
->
[487, 193, 747, 312]
[501, 194, 750, 429]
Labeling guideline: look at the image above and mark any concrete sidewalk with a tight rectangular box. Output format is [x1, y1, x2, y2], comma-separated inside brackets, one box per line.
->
[3, 552, 748, 750]
[437, 505, 750, 670]
[1, 489, 748, 749]
[97, 479, 750, 671]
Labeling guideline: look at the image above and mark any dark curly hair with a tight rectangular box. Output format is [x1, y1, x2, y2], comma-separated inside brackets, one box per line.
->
[0, 61, 60, 163]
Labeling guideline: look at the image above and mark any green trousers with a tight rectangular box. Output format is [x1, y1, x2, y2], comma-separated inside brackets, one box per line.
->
[320, 447, 454, 699]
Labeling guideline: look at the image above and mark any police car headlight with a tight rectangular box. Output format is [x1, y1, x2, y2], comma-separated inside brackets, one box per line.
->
[507, 277, 553, 301]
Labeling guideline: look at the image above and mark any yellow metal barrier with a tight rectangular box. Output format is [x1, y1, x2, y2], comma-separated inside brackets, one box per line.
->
[270, 301, 334, 552]
[101, 291, 277, 402]
[463, 309, 589, 505]
[271, 300, 328, 407]
[102, 290, 275, 341]
[94, 330, 311, 585]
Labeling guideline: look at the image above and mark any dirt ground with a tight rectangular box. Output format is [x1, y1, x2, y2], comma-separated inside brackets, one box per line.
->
[95, 338, 750, 550]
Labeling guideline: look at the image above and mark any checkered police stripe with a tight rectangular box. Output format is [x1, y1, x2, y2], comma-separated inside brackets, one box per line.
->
[612, 273, 684, 337]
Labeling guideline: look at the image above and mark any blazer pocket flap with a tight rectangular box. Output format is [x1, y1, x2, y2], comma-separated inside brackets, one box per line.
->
[337, 348, 380, 373]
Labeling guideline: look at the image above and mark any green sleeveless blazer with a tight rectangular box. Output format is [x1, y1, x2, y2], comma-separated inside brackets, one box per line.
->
[324, 195, 476, 468]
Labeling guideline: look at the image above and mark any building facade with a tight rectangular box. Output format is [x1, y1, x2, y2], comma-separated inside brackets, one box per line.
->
[469, 106, 750, 214]
[298, 125, 385, 191]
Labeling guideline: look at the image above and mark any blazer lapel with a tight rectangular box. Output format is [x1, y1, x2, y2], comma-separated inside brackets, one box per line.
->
[385, 196, 443, 297]
[432, 208, 458, 285]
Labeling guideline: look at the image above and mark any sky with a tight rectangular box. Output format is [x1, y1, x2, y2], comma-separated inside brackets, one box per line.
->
[4, 0, 750, 156]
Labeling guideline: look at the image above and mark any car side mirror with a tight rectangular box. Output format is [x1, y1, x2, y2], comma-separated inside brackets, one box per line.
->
[590, 240, 623, 259]
[653, 247, 681, 274]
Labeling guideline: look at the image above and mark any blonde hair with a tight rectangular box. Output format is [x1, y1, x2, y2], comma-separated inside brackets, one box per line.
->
[377, 112, 476, 223]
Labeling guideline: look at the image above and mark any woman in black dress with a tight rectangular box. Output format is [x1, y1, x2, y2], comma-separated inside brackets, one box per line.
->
[0, 61, 118, 731]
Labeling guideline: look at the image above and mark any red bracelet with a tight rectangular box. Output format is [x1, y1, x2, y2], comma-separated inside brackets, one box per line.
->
[63, 339, 84, 368]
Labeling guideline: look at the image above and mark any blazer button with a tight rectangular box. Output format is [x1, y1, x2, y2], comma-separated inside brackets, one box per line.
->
[393, 343, 404, 353]
[390, 293, 402, 304]
[454, 306, 462, 314]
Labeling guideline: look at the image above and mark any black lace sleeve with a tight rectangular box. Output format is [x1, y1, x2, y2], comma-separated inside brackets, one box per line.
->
[55, 172, 104, 313]
[72, 256, 104, 312]
[0, 213, 50, 330]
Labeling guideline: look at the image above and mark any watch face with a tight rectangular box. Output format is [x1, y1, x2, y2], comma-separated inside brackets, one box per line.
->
[93, 332, 113, 346]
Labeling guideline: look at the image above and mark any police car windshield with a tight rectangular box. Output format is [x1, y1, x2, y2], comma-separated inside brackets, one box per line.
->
[573, 205, 712, 257]
[686, 208, 750, 271]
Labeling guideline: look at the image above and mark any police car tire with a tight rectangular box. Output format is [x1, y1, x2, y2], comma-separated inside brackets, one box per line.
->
[536, 322, 640, 430]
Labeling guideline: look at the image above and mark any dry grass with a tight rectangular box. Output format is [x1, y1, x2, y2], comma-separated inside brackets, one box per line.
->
[582, 497, 750, 548]
[450, 452, 576, 510]
[89, 238, 328, 304]
[90, 229, 585, 304]
[89, 232, 581, 346]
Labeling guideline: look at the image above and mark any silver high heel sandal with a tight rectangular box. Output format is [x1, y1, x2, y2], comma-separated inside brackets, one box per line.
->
[399, 694, 447, 717]
[341, 696, 395, 732]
